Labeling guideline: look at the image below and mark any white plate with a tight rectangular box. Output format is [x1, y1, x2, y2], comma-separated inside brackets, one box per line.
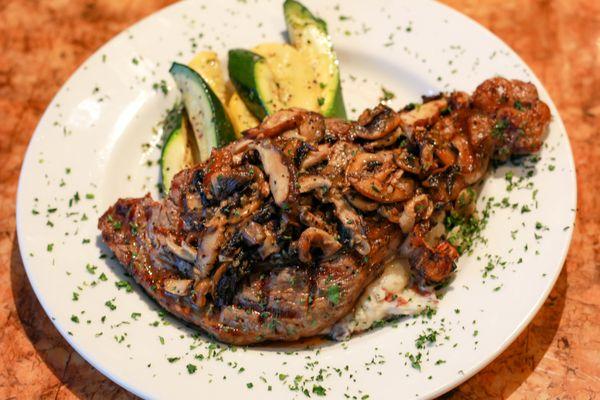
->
[16, 0, 576, 398]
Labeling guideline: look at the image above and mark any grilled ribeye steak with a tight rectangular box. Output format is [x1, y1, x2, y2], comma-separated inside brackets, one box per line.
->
[99, 77, 550, 344]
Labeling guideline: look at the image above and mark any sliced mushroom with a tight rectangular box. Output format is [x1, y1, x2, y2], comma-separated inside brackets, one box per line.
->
[299, 207, 329, 231]
[297, 227, 342, 263]
[463, 155, 490, 186]
[344, 190, 379, 212]
[258, 228, 279, 259]
[419, 143, 436, 173]
[356, 104, 402, 140]
[226, 138, 253, 155]
[164, 278, 193, 296]
[252, 141, 291, 206]
[211, 262, 230, 301]
[363, 127, 404, 151]
[398, 194, 433, 234]
[300, 144, 331, 170]
[325, 117, 353, 138]
[393, 148, 421, 174]
[322, 141, 360, 177]
[346, 151, 415, 203]
[297, 175, 331, 194]
[400, 222, 458, 284]
[454, 187, 477, 217]
[244, 108, 303, 138]
[241, 221, 266, 246]
[377, 203, 402, 224]
[329, 194, 371, 256]
[451, 135, 475, 174]
[193, 279, 212, 307]
[399, 98, 448, 128]
[227, 196, 263, 225]
[298, 111, 325, 142]
[196, 217, 225, 278]
[210, 168, 253, 200]
[165, 237, 196, 263]
[434, 145, 457, 167]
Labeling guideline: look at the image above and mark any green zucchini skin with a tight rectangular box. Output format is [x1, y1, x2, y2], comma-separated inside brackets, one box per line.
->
[169, 62, 235, 161]
[283, 0, 347, 119]
[227, 49, 275, 121]
[160, 126, 186, 194]
[328, 82, 347, 120]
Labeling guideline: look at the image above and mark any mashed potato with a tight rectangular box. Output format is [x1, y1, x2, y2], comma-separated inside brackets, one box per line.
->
[330, 257, 438, 340]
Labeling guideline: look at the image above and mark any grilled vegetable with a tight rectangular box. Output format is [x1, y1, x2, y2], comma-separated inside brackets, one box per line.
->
[228, 49, 280, 120]
[228, 92, 259, 135]
[169, 62, 236, 162]
[160, 113, 195, 193]
[253, 43, 320, 111]
[284, 0, 346, 118]
[187, 51, 227, 104]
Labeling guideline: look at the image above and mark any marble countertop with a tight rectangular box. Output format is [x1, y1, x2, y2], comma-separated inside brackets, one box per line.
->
[0, 0, 598, 398]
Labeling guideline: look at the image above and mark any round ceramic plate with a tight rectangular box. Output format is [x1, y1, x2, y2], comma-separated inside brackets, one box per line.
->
[16, 0, 576, 398]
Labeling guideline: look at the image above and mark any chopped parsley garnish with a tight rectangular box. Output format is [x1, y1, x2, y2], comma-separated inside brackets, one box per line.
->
[327, 284, 340, 305]
[167, 357, 180, 363]
[115, 280, 133, 293]
[68, 192, 80, 207]
[71, 315, 80, 323]
[312, 385, 327, 396]
[445, 199, 491, 255]
[379, 86, 395, 102]
[105, 300, 116, 311]
[415, 329, 438, 349]
[86, 264, 97, 274]
[419, 305, 437, 319]
[152, 79, 169, 95]
[492, 118, 509, 138]
[107, 215, 122, 230]
[405, 352, 422, 370]
[186, 364, 197, 374]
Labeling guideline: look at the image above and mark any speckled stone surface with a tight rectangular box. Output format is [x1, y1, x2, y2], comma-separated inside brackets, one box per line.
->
[0, 1, 598, 398]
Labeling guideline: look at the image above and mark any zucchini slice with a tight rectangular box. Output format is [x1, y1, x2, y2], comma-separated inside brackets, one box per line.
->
[283, 0, 346, 118]
[160, 115, 195, 193]
[252, 43, 320, 112]
[228, 92, 259, 135]
[188, 51, 227, 104]
[228, 49, 281, 121]
[169, 62, 236, 162]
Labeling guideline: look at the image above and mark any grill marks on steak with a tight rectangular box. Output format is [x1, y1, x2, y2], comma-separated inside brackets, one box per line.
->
[100, 181, 400, 344]
[99, 77, 551, 344]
